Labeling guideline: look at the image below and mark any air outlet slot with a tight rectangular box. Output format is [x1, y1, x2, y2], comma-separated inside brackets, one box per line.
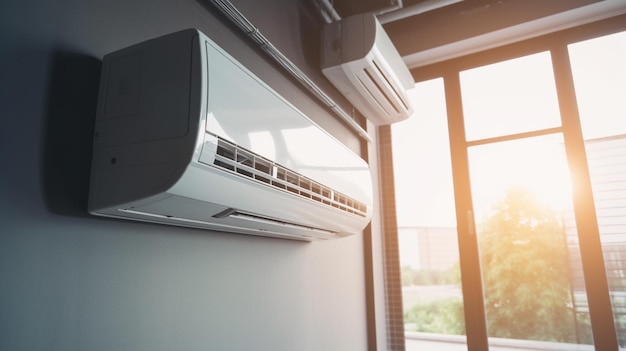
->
[118, 208, 331, 240]
[228, 210, 336, 235]
[202, 134, 368, 217]
[370, 60, 409, 111]
[362, 68, 399, 114]
[356, 60, 410, 116]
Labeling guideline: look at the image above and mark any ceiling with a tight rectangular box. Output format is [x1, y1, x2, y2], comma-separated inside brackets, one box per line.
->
[331, 0, 626, 68]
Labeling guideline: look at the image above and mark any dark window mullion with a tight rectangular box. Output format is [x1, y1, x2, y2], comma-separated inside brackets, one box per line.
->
[444, 72, 489, 351]
[551, 44, 619, 350]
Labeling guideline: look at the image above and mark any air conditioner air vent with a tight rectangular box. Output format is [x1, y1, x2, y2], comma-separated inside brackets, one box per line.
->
[370, 59, 410, 111]
[204, 135, 368, 218]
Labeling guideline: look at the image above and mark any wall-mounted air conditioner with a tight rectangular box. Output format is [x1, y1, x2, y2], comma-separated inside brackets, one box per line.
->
[321, 13, 415, 125]
[88, 29, 373, 241]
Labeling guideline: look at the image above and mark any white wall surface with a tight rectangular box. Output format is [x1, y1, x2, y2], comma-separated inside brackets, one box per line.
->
[0, 1, 371, 350]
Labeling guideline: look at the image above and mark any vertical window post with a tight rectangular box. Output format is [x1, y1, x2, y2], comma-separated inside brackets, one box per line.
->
[444, 72, 489, 351]
[551, 45, 619, 350]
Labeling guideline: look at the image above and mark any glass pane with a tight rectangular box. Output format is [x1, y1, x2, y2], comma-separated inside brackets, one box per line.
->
[569, 31, 626, 140]
[460, 52, 562, 141]
[570, 30, 626, 347]
[392, 79, 464, 350]
[468, 134, 593, 348]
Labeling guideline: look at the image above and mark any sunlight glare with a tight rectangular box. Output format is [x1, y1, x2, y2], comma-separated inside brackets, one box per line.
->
[469, 135, 573, 222]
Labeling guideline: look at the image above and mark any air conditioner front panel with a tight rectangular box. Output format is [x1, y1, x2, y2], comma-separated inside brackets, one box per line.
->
[204, 40, 372, 204]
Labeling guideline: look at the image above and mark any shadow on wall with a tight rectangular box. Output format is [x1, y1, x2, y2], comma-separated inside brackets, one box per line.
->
[42, 50, 101, 218]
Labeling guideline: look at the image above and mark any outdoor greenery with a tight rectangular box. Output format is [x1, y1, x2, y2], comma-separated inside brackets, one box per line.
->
[404, 186, 592, 343]
[478, 186, 579, 342]
[404, 298, 465, 335]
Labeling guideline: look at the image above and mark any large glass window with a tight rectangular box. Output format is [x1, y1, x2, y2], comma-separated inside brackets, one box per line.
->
[390, 21, 626, 351]
[569, 30, 626, 347]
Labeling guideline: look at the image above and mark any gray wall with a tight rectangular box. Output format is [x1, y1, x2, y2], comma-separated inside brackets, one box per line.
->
[0, 1, 372, 350]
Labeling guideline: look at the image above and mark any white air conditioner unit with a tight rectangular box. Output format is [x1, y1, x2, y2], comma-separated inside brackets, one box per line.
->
[321, 13, 415, 125]
[88, 29, 373, 241]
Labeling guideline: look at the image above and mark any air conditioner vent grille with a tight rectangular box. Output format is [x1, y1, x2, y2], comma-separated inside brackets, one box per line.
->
[356, 60, 410, 116]
[371, 60, 409, 111]
[204, 135, 368, 218]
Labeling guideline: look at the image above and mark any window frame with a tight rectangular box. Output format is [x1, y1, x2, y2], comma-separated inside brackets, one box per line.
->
[378, 13, 626, 351]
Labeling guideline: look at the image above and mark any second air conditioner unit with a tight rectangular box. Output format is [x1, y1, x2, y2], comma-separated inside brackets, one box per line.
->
[321, 13, 415, 125]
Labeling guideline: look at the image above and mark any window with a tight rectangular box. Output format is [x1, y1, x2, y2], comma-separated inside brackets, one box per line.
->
[461, 52, 561, 141]
[391, 79, 464, 346]
[387, 18, 626, 351]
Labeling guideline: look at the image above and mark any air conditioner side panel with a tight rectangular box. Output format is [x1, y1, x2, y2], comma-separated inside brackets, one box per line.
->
[89, 29, 204, 213]
[321, 13, 377, 67]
